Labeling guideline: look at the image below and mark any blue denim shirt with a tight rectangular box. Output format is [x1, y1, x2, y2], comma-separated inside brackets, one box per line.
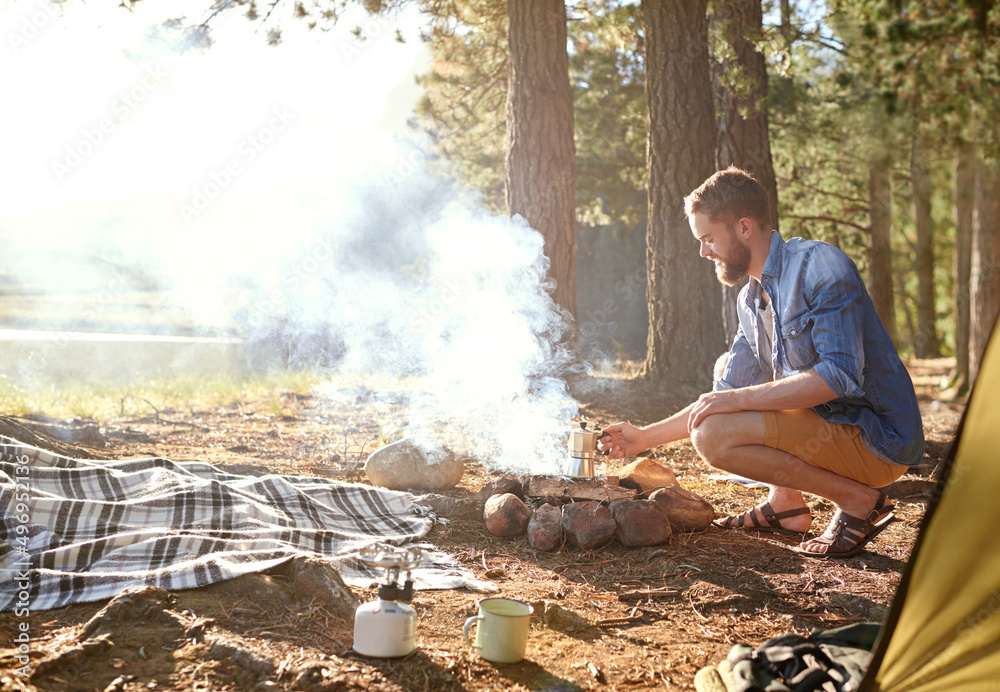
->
[714, 232, 925, 467]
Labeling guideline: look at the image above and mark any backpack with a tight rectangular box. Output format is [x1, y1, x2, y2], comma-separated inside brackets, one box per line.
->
[726, 622, 881, 692]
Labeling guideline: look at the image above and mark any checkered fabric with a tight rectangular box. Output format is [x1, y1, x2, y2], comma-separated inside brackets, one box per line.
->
[1, 435, 491, 612]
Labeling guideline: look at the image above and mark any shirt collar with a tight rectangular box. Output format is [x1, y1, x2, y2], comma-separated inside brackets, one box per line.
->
[760, 231, 784, 280]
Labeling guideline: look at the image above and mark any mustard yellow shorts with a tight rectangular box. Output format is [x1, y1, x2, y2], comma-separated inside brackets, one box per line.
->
[762, 409, 908, 488]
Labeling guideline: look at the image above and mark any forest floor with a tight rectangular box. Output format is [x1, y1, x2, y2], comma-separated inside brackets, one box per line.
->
[0, 358, 963, 692]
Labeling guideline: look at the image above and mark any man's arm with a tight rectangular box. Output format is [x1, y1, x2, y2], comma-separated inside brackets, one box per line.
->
[600, 369, 837, 459]
[689, 368, 837, 430]
[600, 402, 698, 458]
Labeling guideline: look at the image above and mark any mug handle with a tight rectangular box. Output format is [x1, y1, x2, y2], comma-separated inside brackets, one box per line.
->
[463, 615, 482, 648]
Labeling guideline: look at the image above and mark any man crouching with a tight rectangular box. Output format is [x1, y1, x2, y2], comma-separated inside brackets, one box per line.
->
[600, 167, 924, 558]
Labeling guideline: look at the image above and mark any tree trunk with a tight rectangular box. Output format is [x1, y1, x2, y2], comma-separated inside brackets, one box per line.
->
[971, 157, 1000, 383]
[950, 141, 976, 397]
[505, 0, 577, 319]
[712, 0, 778, 344]
[866, 153, 896, 345]
[641, 0, 724, 391]
[910, 134, 940, 358]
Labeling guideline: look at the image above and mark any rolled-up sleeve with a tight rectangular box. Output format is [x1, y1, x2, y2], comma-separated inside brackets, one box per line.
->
[805, 248, 867, 399]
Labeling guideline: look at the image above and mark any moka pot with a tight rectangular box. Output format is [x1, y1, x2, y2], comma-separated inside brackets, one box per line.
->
[564, 422, 607, 477]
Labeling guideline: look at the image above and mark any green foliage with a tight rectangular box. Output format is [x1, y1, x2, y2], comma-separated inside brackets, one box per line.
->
[0, 370, 323, 421]
[413, 0, 509, 211]
[409, 0, 995, 359]
[570, 1, 647, 230]
[766, 5, 881, 254]
[414, 0, 649, 228]
[846, 0, 1000, 151]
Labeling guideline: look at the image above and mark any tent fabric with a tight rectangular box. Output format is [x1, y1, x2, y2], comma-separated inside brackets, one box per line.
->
[1, 436, 494, 612]
[866, 323, 1000, 691]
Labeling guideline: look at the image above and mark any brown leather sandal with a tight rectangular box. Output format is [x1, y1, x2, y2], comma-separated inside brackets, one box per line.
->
[794, 491, 895, 559]
[714, 500, 812, 536]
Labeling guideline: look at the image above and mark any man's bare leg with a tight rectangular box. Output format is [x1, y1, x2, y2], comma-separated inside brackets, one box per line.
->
[689, 410, 886, 550]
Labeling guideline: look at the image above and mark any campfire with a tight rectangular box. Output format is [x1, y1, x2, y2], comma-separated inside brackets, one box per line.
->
[478, 461, 717, 551]
[362, 423, 718, 553]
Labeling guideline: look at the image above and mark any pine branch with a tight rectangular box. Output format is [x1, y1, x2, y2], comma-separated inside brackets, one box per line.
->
[781, 214, 869, 234]
[786, 181, 867, 206]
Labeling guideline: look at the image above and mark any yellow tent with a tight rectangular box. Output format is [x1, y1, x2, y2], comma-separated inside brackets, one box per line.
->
[862, 322, 1000, 691]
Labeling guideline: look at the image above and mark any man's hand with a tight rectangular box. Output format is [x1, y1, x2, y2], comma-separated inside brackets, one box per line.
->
[687, 389, 745, 432]
[599, 422, 647, 460]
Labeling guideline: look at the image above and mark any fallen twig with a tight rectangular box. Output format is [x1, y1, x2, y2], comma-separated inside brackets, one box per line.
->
[143, 400, 210, 431]
[618, 588, 680, 602]
[553, 558, 619, 573]
[689, 594, 710, 622]
[594, 615, 643, 627]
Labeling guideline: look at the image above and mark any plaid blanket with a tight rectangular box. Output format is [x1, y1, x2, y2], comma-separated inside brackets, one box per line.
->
[1, 436, 493, 612]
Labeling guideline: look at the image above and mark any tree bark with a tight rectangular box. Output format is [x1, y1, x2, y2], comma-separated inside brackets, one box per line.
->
[971, 157, 1000, 383]
[950, 141, 976, 396]
[866, 153, 896, 345]
[910, 134, 940, 358]
[712, 0, 778, 344]
[505, 0, 577, 319]
[641, 0, 724, 391]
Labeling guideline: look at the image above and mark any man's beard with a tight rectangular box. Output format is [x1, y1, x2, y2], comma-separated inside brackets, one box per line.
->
[713, 234, 751, 287]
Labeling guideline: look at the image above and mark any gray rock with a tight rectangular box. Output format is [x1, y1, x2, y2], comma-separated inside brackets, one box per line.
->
[562, 501, 617, 550]
[527, 503, 563, 552]
[538, 602, 590, 633]
[364, 437, 464, 491]
[611, 499, 673, 546]
[475, 476, 525, 501]
[412, 493, 485, 519]
[649, 485, 715, 532]
[283, 556, 359, 619]
[484, 493, 533, 537]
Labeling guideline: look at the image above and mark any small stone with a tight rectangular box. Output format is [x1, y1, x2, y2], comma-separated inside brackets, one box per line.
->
[475, 476, 525, 501]
[618, 457, 679, 493]
[484, 493, 533, 537]
[78, 586, 178, 641]
[283, 556, 359, 619]
[541, 602, 590, 633]
[364, 437, 463, 491]
[694, 665, 729, 692]
[561, 501, 616, 550]
[527, 503, 563, 552]
[825, 591, 890, 622]
[611, 499, 672, 546]
[412, 493, 485, 519]
[649, 486, 715, 532]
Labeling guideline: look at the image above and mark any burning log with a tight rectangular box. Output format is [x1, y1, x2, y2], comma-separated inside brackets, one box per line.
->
[475, 475, 525, 501]
[525, 475, 637, 503]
